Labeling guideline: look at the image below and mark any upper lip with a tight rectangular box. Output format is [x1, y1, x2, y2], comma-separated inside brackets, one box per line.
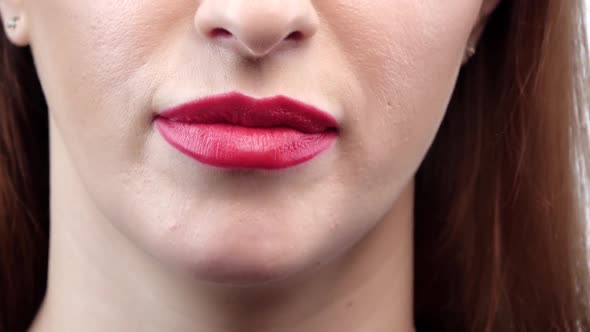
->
[155, 92, 339, 134]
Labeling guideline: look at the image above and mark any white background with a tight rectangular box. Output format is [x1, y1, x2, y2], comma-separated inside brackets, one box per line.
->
[585, 0, 589, 240]
[585, 0, 590, 253]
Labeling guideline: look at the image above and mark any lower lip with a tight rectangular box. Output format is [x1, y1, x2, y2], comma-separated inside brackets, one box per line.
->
[155, 118, 337, 169]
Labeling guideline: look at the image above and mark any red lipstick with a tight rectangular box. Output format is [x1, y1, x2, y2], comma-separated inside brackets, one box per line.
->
[154, 92, 339, 169]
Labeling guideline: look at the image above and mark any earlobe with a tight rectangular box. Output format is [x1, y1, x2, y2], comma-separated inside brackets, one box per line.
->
[481, 0, 502, 17]
[0, 1, 30, 47]
[462, 0, 502, 65]
[470, 0, 502, 44]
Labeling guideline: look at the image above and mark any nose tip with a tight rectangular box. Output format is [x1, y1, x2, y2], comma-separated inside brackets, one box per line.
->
[195, 0, 319, 58]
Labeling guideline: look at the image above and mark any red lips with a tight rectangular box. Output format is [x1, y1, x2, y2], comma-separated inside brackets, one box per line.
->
[154, 92, 339, 169]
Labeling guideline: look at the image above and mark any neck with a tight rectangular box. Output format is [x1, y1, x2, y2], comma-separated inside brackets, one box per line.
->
[30, 125, 416, 332]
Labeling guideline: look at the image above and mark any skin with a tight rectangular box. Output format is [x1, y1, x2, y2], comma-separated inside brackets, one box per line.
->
[1, 0, 498, 331]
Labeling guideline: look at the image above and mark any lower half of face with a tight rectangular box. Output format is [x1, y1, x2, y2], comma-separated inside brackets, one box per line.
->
[28, 0, 480, 284]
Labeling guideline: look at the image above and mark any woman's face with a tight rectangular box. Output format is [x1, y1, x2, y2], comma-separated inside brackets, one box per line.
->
[5, 0, 494, 283]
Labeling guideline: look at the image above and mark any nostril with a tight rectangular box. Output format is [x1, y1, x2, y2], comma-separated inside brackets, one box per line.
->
[286, 31, 304, 41]
[209, 28, 233, 38]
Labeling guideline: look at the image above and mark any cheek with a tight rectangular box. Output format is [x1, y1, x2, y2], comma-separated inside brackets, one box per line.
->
[27, 1, 186, 171]
[329, 0, 479, 178]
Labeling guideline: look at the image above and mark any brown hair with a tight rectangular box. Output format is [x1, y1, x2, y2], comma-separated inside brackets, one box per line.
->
[0, 23, 49, 332]
[1, 1, 589, 331]
[414, 0, 590, 331]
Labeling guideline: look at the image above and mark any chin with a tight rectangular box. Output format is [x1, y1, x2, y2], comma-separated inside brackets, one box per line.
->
[148, 211, 324, 287]
[185, 250, 305, 286]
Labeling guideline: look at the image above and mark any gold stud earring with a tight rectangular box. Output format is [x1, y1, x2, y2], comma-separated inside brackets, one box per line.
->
[461, 43, 477, 65]
[465, 45, 477, 59]
[465, 45, 477, 60]
[6, 16, 20, 30]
